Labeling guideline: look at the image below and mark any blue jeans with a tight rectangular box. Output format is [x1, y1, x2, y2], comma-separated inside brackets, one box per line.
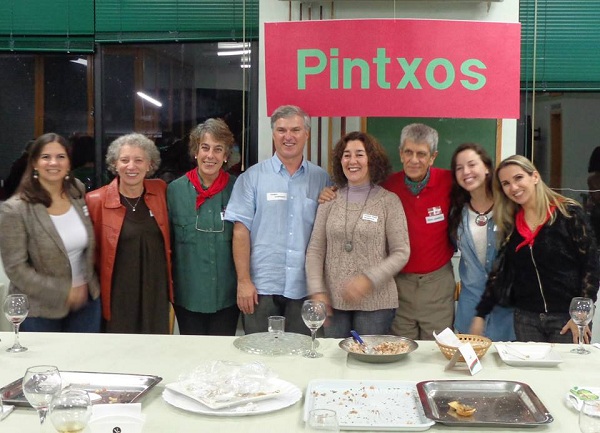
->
[513, 309, 572, 343]
[21, 298, 101, 333]
[324, 308, 396, 338]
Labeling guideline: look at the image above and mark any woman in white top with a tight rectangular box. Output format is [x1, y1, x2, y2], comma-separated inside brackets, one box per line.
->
[448, 143, 514, 341]
[0, 133, 100, 332]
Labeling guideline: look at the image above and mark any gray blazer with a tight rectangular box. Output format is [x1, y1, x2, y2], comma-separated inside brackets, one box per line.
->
[0, 181, 100, 318]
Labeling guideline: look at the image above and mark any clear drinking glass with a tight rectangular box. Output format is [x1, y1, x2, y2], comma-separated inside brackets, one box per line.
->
[22, 365, 62, 427]
[3, 294, 29, 352]
[268, 315, 285, 336]
[580, 401, 600, 433]
[569, 297, 595, 355]
[301, 300, 327, 358]
[49, 389, 92, 433]
[305, 409, 340, 432]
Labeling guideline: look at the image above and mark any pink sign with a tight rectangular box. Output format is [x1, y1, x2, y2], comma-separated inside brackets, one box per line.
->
[265, 19, 521, 119]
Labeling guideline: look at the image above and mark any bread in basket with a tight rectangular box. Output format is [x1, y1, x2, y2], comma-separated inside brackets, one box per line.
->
[436, 333, 492, 362]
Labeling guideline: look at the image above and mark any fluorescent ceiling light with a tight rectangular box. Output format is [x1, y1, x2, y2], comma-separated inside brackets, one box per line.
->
[217, 49, 251, 57]
[136, 91, 163, 107]
[70, 58, 88, 66]
[217, 42, 250, 49]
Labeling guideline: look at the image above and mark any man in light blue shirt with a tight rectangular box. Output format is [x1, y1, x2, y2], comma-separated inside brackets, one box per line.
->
[224, 105, 331, 334]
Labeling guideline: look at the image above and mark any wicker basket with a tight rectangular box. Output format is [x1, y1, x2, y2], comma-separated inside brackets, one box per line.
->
[436, 334, 492, 362]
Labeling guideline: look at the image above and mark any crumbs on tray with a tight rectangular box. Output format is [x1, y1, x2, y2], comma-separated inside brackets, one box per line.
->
[309, 383, 421, 426]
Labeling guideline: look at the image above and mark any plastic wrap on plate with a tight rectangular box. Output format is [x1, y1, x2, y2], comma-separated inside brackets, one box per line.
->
[171, 361, 280, 409]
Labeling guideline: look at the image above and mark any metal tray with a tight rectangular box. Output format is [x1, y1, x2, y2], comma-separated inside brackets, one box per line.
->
[338, 335, 418, 363]
[0, 371, 162, 407]
[305, 379, 435, 431]
[416, 380, 553, 427]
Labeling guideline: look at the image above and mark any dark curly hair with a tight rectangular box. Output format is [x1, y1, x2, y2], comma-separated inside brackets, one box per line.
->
[331, 131, 391, 187]
[448, 143, 494, 242]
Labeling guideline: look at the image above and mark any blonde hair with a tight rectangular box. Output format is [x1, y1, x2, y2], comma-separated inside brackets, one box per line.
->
[493, 155, 580, 237]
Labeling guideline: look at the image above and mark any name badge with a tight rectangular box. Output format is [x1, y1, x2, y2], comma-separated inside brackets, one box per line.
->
[267, 192, 287, 201]
[362, 213, 378, 222]
[425, 206, 445, 224]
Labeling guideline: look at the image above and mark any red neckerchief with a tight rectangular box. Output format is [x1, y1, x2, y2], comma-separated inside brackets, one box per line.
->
[514, 206, 556, 252]
[185, 168, 229, 210]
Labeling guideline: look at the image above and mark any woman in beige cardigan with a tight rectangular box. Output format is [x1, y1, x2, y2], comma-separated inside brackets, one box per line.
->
[305, 131, 410, 338]
[0, 133, 100, 332]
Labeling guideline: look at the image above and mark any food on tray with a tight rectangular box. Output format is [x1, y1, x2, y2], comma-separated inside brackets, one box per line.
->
[347, 340, 411, 355]
[448, 400, 476, 417]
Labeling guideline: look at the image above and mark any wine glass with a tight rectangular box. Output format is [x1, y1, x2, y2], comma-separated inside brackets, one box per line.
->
[4, 294, 29, 352]
[580, 401, 600, 433]
[305, 409, 340, 432]
[49, 389, 92, 433]
[22, 365, 62, 427]
[570, 297, 595, 354]
[301, 300, 327, 358]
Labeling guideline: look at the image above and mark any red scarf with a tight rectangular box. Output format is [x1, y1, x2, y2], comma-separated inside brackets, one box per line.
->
[186, 168, 230, 210]
[514, 206, 555, 252]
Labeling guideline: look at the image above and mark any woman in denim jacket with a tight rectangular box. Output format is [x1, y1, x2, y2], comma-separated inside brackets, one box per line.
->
[448, 143, 515, 341]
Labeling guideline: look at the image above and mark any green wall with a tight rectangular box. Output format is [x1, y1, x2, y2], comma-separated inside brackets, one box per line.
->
[366, 118, 497, 171]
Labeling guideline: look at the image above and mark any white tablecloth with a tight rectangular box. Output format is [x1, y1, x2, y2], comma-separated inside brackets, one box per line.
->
[0, 332, 594, 432]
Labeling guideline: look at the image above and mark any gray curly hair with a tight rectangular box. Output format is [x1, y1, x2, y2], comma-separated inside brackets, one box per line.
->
[105, 133, 161, 177]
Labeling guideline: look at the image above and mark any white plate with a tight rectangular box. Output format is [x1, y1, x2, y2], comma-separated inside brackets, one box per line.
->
[165, 380, 282, 410]
[304, 379, 434, 431]
[495, 343, 562, 367]
[566, 386, 600, 411]
[162, 378, 301, 416]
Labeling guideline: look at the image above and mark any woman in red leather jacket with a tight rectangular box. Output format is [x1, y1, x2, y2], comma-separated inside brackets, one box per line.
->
[86, 133, 173, 334]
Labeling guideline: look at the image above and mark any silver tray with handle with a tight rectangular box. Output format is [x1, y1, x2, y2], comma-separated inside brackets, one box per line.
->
[416, 380, 553, 427]
[0, 370, 162, 407]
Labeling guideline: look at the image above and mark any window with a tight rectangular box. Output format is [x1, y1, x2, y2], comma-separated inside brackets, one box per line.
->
[0, 41, 257, 197]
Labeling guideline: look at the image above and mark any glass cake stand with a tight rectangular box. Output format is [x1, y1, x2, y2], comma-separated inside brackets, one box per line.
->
[233, 332, 319, 356]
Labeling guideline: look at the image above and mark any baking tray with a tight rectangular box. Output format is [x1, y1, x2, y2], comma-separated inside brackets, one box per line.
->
[0, 371, 162, 407]
[416, 380, 553, 427]
[305, 379, 435, 431]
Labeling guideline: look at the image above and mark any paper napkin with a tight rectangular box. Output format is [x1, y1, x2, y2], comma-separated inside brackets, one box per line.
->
[1, 404, 14, 421]
[433, 327, 462, 346]
[88, 403, 145, 433]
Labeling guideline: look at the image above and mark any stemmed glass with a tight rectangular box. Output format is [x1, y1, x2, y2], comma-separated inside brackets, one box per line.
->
[4, 294, 29, 352]
[580, 401, 600, 433]
[22, 365, 62, 427]
[570, 297, 595, 355]
[301, 300, 327, 358]
[305, 409, 340, 432]
[49, 389, 92, 433]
